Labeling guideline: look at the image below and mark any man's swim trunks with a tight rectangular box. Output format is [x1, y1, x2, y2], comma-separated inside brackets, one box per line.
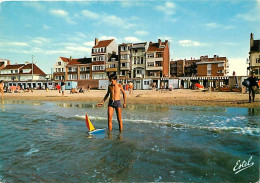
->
[108, 100, 121, 108]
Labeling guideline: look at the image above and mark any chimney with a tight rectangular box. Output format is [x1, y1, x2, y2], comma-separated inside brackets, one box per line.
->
[158, 39, 161, 46]
[95, 38, 98, 46]
[250, 33, 254, 48]
[70, 56, 72, 61]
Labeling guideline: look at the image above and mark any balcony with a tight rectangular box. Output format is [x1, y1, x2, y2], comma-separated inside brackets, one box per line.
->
[146, 66, 163, 71]
[106, 68, 117, 72]
[136, 74, 143, 78]
[120, 66, 130, 70]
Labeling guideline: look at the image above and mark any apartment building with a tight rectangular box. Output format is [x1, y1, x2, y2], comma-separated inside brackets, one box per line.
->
[118, 43, 132, 79]
[53, 57, 70, 81]
[170, 58, 199, 77]
[91, 38, 118, 79]
[106, 54, 119, 77]
[197, 55, 229, 76]
[66, 57, 92, 81]
[248, 33, 260, 76]
[131, 42, 148, 78]
[146, 39, 170, 78]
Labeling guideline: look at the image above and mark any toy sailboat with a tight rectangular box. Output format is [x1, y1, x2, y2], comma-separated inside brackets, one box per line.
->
[85, 113, 105, 134]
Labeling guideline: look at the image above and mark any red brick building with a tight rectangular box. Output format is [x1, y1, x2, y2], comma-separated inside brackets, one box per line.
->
[146, 39, 170, 78]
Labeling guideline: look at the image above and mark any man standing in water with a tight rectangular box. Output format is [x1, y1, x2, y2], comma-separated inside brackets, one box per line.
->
[247, 71, 259, 103]
[97, 74, 126, 132]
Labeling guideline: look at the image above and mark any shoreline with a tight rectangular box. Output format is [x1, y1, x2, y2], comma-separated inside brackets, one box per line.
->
[2, 89, 259, 108]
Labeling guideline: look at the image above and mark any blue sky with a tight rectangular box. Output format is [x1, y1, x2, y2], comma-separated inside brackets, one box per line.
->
[0, 0, 259, 75]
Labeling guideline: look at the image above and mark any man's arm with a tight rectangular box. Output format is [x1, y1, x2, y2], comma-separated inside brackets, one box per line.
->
[97, 87, 110, 107]
[120, 84, 126, 108]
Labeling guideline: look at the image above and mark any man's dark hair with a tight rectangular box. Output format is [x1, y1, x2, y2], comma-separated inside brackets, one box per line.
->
[109, 74, 117, 80]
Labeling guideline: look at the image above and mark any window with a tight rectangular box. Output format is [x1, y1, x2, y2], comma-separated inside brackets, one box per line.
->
[148, 62, 154, 67]
[109, 64, 116, 68]
[256, 58, 260, 63]
[137, 70, 142, 74]
[121, 46, 127, 51]
[147, 53, 154, 58]
[207, 64, 212, 70]
[121, 71, 126, 75]
[157, 53, 162, 57]
[137, 57, 140, 64]
[134, 57, 136, 64]
[144, 81, 149, 85]
[57, 62, 61, 65]
[80, 74, 90, 79]
[69, 74, 77, 80]
[217, 70, 223, 73]
[121, 54, 128, 59]
[218, 63, 224, 67]
[141, 57, 144, 64]
[207, 70, 211, 75]
[68, 67, 72, 72]
[58, 68, 61, 72]
[92, 65, 104, 71]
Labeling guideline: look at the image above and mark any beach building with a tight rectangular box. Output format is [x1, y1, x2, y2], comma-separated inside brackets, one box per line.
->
[106, 54, 119, 77]
[118, 43, 132, 79]
[0, 63, 48, 89]
[53, 57, 70, 81]
[146, 39, 170, 78]
[170, 58, 199, 77]
[248, 33, 260, 76]
[197, 55, 229, 77]
[91, 38, 118, 79]
[131, 42, 148, 79]
[65, 57, 92, 81]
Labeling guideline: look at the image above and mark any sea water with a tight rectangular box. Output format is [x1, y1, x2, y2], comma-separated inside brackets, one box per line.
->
[0, 100, 259, 182]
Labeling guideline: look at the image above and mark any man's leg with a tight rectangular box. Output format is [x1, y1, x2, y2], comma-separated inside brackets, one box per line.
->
[252, 89, 255, 102]
[249, 88, 252, 102]
[115, 107, 123, 132]
[108, 106, 114, 131]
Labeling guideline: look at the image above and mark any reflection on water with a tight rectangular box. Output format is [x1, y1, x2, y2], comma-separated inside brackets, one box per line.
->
[0, 101, 259, 182]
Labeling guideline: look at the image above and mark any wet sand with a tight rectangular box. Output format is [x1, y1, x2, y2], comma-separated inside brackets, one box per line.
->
[2, 89, 259, 107]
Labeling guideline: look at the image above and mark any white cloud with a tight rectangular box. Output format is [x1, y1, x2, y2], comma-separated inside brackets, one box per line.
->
[65, 46, 91, 53]
[99, 35, 117, 40]
[155, 2, 176, 16]
[179, 40, 201, 47]
[0, 42, 29, 47]
[43, 24, 52, 30]
[134, 30, 149, 36]
[49, 9, 75, 24]
[83, 41, 94, 47]
[81, 9, 136, 29]
[82, 10, 99, 20]
[31, 37, 50, 45]
[236, 14, 257, 22]
[50, 9, 68, 17]
[206, 22, 235, 30]
[228, 57, 248, 76]
[206, 22, 220, 28]
[124, 37, 141, 43]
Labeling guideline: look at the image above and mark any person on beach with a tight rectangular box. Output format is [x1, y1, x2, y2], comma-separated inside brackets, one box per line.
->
[97, 74, 126, 132]
[247, 71, 259, 103]
[61, 79, 66, 96]
[129, 81, 134, 94]
[0, 80, 4, 100]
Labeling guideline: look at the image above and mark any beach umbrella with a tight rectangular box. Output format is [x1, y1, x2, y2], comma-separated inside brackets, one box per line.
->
[195, 83, 204, 88]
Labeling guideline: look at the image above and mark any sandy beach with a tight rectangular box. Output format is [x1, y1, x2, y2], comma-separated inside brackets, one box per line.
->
[2, 89, 259, 107]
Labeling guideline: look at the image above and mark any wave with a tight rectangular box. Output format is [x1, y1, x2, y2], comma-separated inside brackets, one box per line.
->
[72, 115, 259, 136]
[25, 148, 39, 156]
